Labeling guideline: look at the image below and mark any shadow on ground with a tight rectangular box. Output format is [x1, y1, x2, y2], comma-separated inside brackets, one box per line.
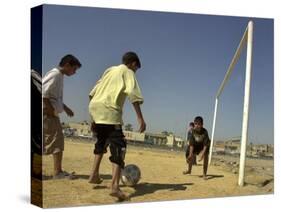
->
[75, 174, 112, 180]
[199, 174, 224, 180]
[129, 182, 193, 198]
[42, 174, 112, 181]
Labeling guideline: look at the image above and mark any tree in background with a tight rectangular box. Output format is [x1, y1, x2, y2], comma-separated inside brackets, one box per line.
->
[125, 123, 133, 131]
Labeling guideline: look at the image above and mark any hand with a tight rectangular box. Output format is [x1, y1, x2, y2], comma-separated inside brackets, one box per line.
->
[64, 106, 74, 117]
[138, 118, 146, 133]
[91, 122, 96, 133]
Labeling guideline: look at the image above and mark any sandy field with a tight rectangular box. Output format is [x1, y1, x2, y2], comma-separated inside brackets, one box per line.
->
[36, 138, 273, 208]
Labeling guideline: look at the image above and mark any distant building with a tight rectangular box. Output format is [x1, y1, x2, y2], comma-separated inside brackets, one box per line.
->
[213, 138, 274, 158]
[123, 131, 145, 144]
[213, 138, 241, 155]
[248, 143, 274, 157]
[174, 136, 185, 148]
[62, 122, 203, 149]
[68, 122, 91, 136]
[123, 130, 184, 148]
[144, 132, 167, 146]
[213, 141, 226, 154]
[224, 138, 241, 155]
[166, 135, 174, 147]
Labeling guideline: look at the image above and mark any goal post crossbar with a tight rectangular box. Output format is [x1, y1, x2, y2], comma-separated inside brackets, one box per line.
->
[208, 21, 254, 187]
[216, 25, 249, 98]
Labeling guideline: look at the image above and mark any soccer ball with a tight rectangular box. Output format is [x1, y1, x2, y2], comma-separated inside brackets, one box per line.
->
[121, 164, 141, 186]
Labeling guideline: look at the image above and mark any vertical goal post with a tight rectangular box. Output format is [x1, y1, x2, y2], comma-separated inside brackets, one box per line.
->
[208, 21, 254, 186]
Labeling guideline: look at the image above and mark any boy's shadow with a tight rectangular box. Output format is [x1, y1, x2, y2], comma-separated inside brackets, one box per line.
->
[74, 174, 112, 180]
[42, 174, 112, 181]
[129, 182, 193, 198]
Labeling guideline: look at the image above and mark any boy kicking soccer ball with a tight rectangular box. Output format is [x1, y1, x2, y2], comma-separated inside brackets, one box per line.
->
[88, 52, 146, 201]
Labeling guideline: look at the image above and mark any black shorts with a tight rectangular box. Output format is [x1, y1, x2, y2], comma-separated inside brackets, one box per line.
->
[93, 124, 126, 168]
[186, 142, 210, 156]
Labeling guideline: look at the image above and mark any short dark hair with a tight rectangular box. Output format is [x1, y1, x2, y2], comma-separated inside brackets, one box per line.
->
[122, 52, 141, 68]
[189, 122, 194, 127]
[59, 54, 82, 68]
[194, 116, 203, 124]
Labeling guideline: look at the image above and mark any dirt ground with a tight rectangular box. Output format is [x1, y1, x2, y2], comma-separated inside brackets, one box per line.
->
[37, 139, 273, 208]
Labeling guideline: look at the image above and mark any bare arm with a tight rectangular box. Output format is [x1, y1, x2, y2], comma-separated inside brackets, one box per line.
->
[199, 130, 210, 161]
[132, 102, 146, 133]
[187, 145, 194, 162]
[63, 104, 74, 117]
[199, 145, 208, 161]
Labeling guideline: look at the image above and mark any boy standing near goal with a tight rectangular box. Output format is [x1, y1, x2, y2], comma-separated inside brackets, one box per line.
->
[185, 116, 210, 180]
[88, 52, 146, 200]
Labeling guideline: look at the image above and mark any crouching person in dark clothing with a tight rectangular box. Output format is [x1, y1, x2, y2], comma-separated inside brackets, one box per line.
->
[185, 116, 210, 180]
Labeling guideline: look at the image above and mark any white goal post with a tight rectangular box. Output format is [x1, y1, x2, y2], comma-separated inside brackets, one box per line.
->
[208, 21, 254, 186]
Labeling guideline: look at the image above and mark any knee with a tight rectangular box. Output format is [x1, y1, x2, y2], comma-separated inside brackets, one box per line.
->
[109, 146, 126, 168]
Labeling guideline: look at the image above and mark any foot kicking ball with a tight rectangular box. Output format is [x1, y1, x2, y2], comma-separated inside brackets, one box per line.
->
[121, 164, 141, 186]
